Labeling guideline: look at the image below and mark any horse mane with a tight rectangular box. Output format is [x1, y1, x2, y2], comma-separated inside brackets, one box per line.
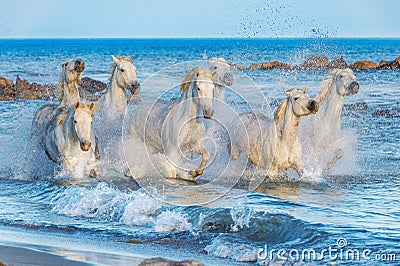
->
[274, 98, 289, 121]
[315, 69, 340, 103]
[180, 67, 214, 93]
[56, 75, 64, 101]
[56, 108, 70, 126]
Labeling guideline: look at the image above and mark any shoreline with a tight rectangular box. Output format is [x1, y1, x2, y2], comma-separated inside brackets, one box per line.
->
[0, 225, 240, 266]
[0, 244, 91, 266]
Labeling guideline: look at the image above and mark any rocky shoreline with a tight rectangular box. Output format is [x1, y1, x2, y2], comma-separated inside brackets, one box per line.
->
[1, 55, 399, 101]
[232, 55, 400, 71]
[0, 76, 106, 101]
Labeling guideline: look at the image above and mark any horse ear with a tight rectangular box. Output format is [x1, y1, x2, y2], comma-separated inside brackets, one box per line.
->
[302, 86, 307, 93]
[111, 55, 120, 65]
[60, 61, 67, 67]
[74, 101, 80, 109]
[89, 102, 98, 111]
[284, 90, 291, 96]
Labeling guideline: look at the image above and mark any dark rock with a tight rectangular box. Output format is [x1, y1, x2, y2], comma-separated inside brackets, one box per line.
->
[13, 75, 56, 100]
[0, 76, 14, 88]
[229, 63, 247, 70]
[297, 55, 329, 70]
[349, 60, 377, 70]
[138, 258, 204, 266]
[79, 77, 107, 101]
[343, 102, 368, 111]
[377, 58, 400, 70]
[326, 57, 348, 69]
[127, 239, 142, 244]
[372, 109, 400, 118]
[248, 63, 261, 70]
[378, 60, 389, 69]
[261, 61, 291, 70]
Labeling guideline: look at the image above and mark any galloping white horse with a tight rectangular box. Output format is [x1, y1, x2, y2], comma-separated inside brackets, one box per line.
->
[44, 102, 99, 178]
[93, 55, 140, 176]
[299, 69, 359, 171]
[230, 88, 319, 178]
[32, 59, 85, 137]
[96, 55, 140, 122]
[208, 57, 233, 101]
[128, 67, 216, 180]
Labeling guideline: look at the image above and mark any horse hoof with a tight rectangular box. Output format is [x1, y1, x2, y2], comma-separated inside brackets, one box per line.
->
[166, 169, 176, 179]
[90, 169, 100, 179]
[189, 169, 203, 178]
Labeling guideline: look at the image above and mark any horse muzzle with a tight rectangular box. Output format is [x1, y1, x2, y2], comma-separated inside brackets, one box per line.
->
[348, 81, 360, 94]
[129, 81, 141, 95]
[80, 141, 91, 151]
[75, 59, 85, 73]
[307, 100, 319, 114]
[223, 73, 234, 86]
[203, 109, 214, 119]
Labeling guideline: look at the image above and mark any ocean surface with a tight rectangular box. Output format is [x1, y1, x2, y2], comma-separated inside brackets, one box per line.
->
[0, 38, 399, 265]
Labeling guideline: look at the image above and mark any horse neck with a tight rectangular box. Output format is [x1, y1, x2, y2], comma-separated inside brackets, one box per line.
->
[275, 100, 299, 143]
[180, 81, 202, 123]
[102, 72, 127, 113]
[60, 77, 80, 106]
[63, 109, 79, 145]
[318, 83, 345, 133]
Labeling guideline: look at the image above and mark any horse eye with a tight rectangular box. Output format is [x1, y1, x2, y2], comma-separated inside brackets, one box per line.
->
[120, 69, 125, 72]
[294, 97, 300, 101]
[197, 87, 201, 91]
[74, 120, 77, 123]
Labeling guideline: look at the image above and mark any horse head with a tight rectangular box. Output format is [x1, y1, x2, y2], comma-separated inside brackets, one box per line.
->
[194, 69, 216, 119]
[60, 59, 85, 85]
[285, 87, 319, 117]
[208, 57, 234, 87]
[111, 55, 140, 95]
[73, 101, 95, 151]
[333, 68, 360, 96]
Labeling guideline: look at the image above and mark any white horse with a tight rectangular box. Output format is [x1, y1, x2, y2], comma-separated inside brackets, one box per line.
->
[299, 69, 359, 171]
[230, 88, 319, 178]
[44, 101, 99, 178]
[92, 55, 140, 176]
[96, 55, 140, 122]
[128, 67, 216, 180]
[208, 57, 233, 101]
[32, 59, 85, 137]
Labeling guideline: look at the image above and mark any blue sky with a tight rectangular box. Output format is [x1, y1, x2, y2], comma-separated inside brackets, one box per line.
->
[0, 0, 399, 38]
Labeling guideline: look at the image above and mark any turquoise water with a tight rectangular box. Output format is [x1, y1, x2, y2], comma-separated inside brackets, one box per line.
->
[0, 38, 399, 264]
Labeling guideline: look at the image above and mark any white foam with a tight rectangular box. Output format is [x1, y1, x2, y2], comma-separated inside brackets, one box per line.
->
[204, 234, 258, 262]
[154, 211, 192, 232]
[120, 191, 163, 226]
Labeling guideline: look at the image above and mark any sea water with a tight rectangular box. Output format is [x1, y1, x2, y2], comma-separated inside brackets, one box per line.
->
[0, 38, 399, 264]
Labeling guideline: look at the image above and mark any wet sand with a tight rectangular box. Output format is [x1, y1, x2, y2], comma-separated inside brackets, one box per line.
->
[0, 244, 89, 266]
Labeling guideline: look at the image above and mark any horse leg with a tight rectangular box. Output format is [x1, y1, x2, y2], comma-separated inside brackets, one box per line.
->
[189, 147, 210, 178]
[90, 166, 100, 179]
[293, 161, 305, 177]
[229, 141, 240, 160]
[324, 148, 344, 171]
[94, 136, 100, 160]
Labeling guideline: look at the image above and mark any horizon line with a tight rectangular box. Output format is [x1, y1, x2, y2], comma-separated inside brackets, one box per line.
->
[1, 35, 400, 40]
